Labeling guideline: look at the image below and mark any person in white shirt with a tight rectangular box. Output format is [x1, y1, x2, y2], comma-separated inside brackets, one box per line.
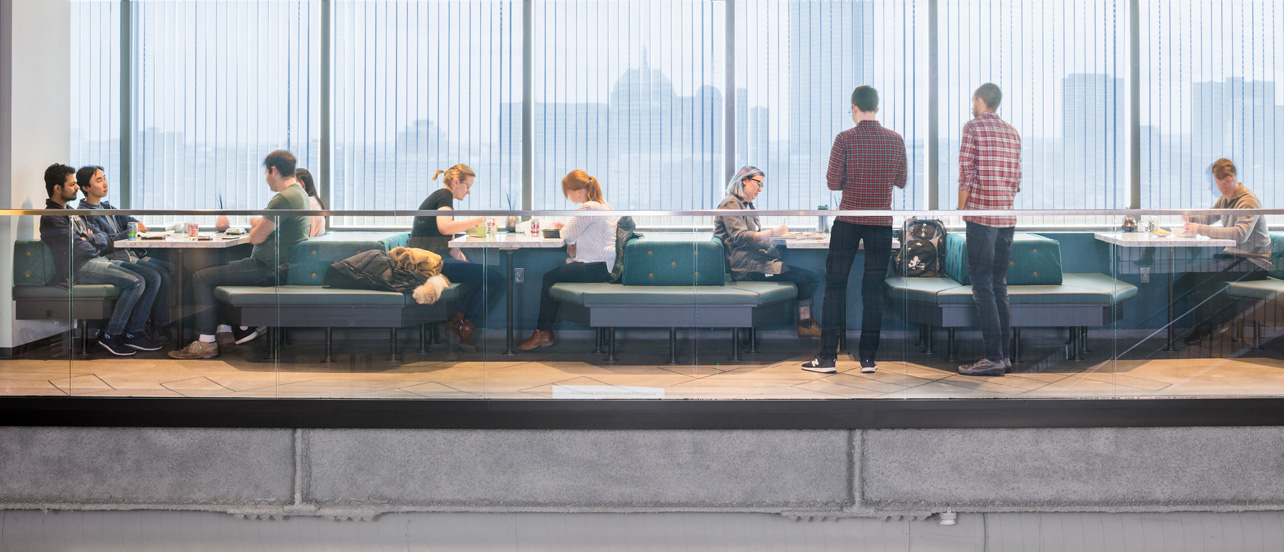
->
[518, 170, 619, 351]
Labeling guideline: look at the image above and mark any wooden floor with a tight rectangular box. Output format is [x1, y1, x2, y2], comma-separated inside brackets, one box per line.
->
[3, 327, 1282, 399]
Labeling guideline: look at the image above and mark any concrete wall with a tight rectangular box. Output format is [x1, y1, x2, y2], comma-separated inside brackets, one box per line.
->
[0, 0, 72, 350]
[4, 427, 1284, 520]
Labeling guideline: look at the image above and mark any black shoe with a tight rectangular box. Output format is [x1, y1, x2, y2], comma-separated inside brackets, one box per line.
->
[1183, 333, 1203, 345]
[1003, 358, 1013, 373]
[233, 326, 265, 345]
[98, 333, 137, 356]
[860, 359, 877, 374]
[801, 357, 837, 374]
[124, 332, 163, 351]
[958, 358, 1005, 376]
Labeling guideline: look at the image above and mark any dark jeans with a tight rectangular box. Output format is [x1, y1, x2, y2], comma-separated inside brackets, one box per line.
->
[1180, 260, 1268, 335]
[747, 264, 821, 309]
[441, 257, 504, 322]
[76, 257, 156, 336]
[966, 221, 1015, 362]
[123, 256, 174, 327]
[192, 258, 280, 336]
[536, 261, 610, 331]
[820, 221, 892, 361]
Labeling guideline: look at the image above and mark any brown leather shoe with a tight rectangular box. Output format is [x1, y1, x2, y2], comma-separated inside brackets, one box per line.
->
[168, 340, 219, 360]
[797, 318, 821, 338]
[517, 330, 555, 351]
[455, 318, 478, 352]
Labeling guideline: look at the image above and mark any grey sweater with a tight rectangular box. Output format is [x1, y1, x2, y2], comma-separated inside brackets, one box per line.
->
[1190, 184, 1273, 271]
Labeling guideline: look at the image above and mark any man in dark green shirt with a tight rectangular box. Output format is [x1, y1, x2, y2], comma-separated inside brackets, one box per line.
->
[171, 150, 311, 359]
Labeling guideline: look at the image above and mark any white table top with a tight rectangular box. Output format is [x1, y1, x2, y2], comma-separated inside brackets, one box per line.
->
[114, 232, 252, 249]
[1094, 232, 1235, 248]
[449, 233, 566, 249]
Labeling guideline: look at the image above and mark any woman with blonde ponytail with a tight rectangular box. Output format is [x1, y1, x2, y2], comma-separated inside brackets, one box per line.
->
[518, 170, 618, 351]
[410, 163, 502, 352]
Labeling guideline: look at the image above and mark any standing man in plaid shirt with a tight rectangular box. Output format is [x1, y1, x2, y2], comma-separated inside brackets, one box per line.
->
[957, 83, 1022, 377]
[802, 85, 907, 375]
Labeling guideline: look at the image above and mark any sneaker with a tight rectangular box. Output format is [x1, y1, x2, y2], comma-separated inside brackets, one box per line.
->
[168, 340, 220, 360]
[860, 359, 877, 374]
[958, 358, 1005, 376]
[124, 332, 163, 351]
[215, 331, 237, 352]
[233, 326, 265, 345]
[98, 333, 137, 356]
[801, 357, 837, 374]
[1003, 357, 1013, 373]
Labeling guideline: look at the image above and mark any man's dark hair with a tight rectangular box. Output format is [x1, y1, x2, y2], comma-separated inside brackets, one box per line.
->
[44, 163, 76, 198]
[974, 83, 1002, 110]
[76, 165, 104, 197]
[1212, 158, 1237, 180]
[263, 150, 297, 178]
[851, 85, 879, 113]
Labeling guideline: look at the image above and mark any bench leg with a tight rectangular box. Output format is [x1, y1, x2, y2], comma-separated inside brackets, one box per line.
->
[1081, 327, 1091, 354]
[324, 328, 334, 363]
[264, 327, 277, 360]
[418, 323, 429, 354]
[1254, 320, 1263, 350]
[390, 328, 401, 361]
[607, 328, 617, 362]
[283, 328, 292, 346]
[731, 329, 741, 362]
[669, 328, 679, 365]
[748, 328, 758, 355]
[947, 329, 956, 363]
[593, 328, 604, 354]
[79, 320, 91, 355]
[1233, 318, 1245, 343]
[431, 323, 442, 345]
[1011, 327, 1022, 365]
[924, 327, 934, 356]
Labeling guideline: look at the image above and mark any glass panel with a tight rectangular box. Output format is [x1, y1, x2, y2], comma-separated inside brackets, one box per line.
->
[1139, 0, 1283, 224]
[531, 0, 725, 228]
[132, 0, 321, 228]
[938, 0, 1127, 224]
[330, 0, 521, 228]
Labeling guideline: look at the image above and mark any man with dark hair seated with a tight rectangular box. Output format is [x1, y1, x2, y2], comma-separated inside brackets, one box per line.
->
[40, 163, 163, 356]
[169, 150, 311, 359]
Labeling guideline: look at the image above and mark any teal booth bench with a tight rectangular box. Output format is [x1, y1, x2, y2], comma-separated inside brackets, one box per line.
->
[214, 232, 461, 361]
[12, 240, 122, 353]
[885, 233, 1138, 364]
[548, 236, 797, 362]
[1224, 233, 1284, 348]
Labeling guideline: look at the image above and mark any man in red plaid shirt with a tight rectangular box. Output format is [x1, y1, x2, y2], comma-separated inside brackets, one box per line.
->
[802, 85, 907, 375]
[957, 83, 1022, 377]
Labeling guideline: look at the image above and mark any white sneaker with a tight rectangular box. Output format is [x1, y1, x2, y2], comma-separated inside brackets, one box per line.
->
[860, 359, 877, 374]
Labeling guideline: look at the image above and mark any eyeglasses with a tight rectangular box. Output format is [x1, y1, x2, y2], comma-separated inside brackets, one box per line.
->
[746, 178, 764, 187]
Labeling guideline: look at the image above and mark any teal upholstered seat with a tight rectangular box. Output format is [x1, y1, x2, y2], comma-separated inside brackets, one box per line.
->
[887, 274, 1136, 307]
[621, 237, 725, 286]
[943, 232, 1064, 285]
[217, 284, 460, 306]
[549, 281, 795, 307]
[287, 232, 411, 286]
[12, 240, 57, 287]
[1225, 278, 1284, 301]
[13, 285, 121, 299]
[1269, 233, 1284, 281]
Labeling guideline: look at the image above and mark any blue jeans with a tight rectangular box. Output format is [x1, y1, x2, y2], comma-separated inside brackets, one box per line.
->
[191, 258, 280, 336]
[965, 221, 1015, 362]
[820, 221, 893, 361]
[747, 264, 821, 308]
[76, 257, 156, 335]
[441, 257, 505, 323]
[117, 257, 174, 327]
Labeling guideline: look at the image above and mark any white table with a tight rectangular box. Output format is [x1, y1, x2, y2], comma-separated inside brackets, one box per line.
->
[449, 233, 567, 355]
[114, 232, 254, 342]
[1094, 231, 1237, 350]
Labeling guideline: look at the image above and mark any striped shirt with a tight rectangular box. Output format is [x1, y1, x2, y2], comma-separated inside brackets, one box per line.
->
[826, 120, 907, 226]
[561, 200, 619, 266]
[959, 112, 1022, 227]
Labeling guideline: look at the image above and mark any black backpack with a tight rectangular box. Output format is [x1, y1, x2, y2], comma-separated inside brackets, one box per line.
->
[894, 218, 947, 277]
[608, 216, 641, 283]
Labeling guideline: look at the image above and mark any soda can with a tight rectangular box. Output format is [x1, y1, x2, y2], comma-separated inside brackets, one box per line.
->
[530, 218, 540, 238]
[127, 222, 138, 240]
[186, 223, 199, 239]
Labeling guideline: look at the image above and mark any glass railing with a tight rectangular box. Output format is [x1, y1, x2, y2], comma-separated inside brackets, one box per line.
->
[3, 207, 1282, 401]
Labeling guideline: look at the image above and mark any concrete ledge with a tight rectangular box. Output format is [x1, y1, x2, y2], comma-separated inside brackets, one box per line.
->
[0, 428, 294, 506]
[305, 430, 852, 510]
[862, 427, 1284, 511]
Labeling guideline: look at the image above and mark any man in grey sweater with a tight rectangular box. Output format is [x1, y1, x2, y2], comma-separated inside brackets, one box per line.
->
[1180, 158, 1274, 345]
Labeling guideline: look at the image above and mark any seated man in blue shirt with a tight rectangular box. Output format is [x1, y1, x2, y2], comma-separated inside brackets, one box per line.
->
[75, 165, 175, 342]
[39, 163, 163, 356]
